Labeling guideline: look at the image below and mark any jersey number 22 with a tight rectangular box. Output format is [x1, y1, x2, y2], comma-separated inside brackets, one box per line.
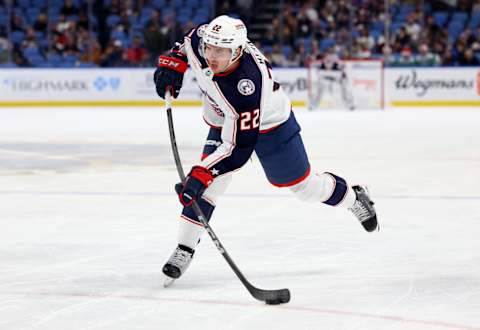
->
[240, 109, 260, 131]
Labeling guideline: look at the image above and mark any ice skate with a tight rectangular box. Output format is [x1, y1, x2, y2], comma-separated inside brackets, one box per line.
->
[349, 185, 378, 232]
[162, 244, 195, 287]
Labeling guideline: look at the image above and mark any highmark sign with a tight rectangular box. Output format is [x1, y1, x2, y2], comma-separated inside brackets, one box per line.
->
[0, 69, 125, 103]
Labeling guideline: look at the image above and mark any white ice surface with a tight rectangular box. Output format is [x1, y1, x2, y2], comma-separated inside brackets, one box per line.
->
[0, 106, 479, 330]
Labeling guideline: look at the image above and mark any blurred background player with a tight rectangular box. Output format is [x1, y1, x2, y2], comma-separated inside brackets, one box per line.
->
[308, 50, 356, 111]
[153, 15, 378, 285]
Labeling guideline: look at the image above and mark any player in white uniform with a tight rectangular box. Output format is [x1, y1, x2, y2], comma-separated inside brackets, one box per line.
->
[153, 15, 378, 283]
[308, 52, 356, 111]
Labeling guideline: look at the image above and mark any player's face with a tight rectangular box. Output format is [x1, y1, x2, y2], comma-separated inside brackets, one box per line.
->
[204, 43, 232, 73]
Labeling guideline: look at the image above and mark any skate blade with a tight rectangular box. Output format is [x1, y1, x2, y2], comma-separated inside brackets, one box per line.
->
[163, 276, 176, 288]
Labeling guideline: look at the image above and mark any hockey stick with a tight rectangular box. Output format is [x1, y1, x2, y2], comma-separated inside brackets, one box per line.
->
[164, 91, 290, 305]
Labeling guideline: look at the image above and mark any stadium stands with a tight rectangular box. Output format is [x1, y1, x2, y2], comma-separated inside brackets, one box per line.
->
[0, 0, 478, 67]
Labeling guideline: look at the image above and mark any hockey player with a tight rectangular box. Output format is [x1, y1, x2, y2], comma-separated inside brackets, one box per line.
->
[308, 51, 356, 111]
[153, 15, 378, 283]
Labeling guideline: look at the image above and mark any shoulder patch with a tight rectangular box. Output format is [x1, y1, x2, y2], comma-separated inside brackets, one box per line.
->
[237, 79, 255, 96]
[197, 24, 209, 37]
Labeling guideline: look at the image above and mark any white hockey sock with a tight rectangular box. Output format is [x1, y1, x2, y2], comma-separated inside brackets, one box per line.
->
[176, 174, 232, 250]
[177, 217, 204, 250]
[290, 172, 356, 208]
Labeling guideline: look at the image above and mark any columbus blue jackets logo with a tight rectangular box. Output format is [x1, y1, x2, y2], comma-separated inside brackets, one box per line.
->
[197, 24, 208, 37]
[237, 79, 255, 96]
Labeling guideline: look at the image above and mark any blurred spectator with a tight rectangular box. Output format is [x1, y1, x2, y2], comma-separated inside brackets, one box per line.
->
[441, 45, 455, 66]
[11, 14, 26, 32]
[392, 26, 411, 53]
[457, 0, 472, 12]
[415, 43, 441, 66]
[282, 4, 297, 37]
[118, 11, 132, 32]
[105, 0, 122, 16]
[143, 17, 169, 61]
[32, 13, 48, 35]
[284, 52, 300, 67]
[21, 28, 39, 50]
[304, 0, 320, 24]
[395, 47, 415, 66]
[0, 32, 10, 63]
[101, 39, 128, 67]
[294, 43, 308, 67]
[404, 13, 421, 43]
[79, 39, 102, 65]
[126, 35, 148, 66]
[261, 29, 279, 47]
[61, 0, 80, 16]
[474, 0, 480, 11]
[356, 7, 371, 29]
[354, 42, 372, 59]
[423, 15, 444, 43]
[144, 9, 161, 29]
[270, 44, 288, 67]
[356, 25, 375, 52]
[77, 11, 90, 31]
[432, 39, 447, 58]
[297, 5, 314, 38]
[335, 1, 350, 29]
[461, 28, 477, 46]
[55, 15, 71, 35]
[458, 48, 480, 65]
[382, 46, 396, 66]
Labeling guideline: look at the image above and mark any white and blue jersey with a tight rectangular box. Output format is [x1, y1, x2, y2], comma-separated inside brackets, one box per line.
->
[180, 24, 309, 187]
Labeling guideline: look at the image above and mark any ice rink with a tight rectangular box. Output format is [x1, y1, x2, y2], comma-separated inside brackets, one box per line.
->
[1, 106, 479, 330]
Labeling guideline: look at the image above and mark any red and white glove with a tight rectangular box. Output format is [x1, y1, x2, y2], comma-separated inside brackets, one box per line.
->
[153, 50, 188, 99]
[175, 166, 213, 206]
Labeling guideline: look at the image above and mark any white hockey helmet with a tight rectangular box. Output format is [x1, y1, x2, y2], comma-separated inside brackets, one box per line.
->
[203, 15, 248, 66]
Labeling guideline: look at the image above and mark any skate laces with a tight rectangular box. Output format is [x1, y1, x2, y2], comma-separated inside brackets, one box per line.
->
[168, 248, 192, 269]
[350, 200, 371, 223]
[349, 186, 375, 223]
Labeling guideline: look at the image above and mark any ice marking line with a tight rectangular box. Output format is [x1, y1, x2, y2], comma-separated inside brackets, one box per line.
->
[0, 190, 479, 201]
[3, 291, 479, 330]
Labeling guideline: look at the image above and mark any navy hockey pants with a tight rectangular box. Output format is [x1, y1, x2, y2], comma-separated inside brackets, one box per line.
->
[202, 111, 310, 187]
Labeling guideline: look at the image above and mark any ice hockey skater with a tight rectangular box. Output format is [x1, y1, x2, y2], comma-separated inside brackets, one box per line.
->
[308, 50, 356, 111]
[153, 15, 378, 284]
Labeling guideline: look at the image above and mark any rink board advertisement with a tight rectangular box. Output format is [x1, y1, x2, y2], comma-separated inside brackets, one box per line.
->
[385, 68, 480, 106]
[0, 68, 308, 107]
[0, 67, 478, 107]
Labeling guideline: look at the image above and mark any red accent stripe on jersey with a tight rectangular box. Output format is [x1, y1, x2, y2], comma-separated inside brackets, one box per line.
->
[201, 153, 209, 161]
[214, 64, 239, 77]
[180, 215, 203, 227]
[203, 115, 222, 129]
[270, 166, 311, 187]
[260, 123, 281, 134]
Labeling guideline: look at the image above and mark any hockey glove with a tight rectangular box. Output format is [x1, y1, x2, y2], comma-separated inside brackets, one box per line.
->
[175, 166, 213, 207]
[153, 49, 188, 99]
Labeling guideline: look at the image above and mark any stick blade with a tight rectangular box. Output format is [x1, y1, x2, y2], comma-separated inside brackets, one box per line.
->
[252, 287, 290, 305]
